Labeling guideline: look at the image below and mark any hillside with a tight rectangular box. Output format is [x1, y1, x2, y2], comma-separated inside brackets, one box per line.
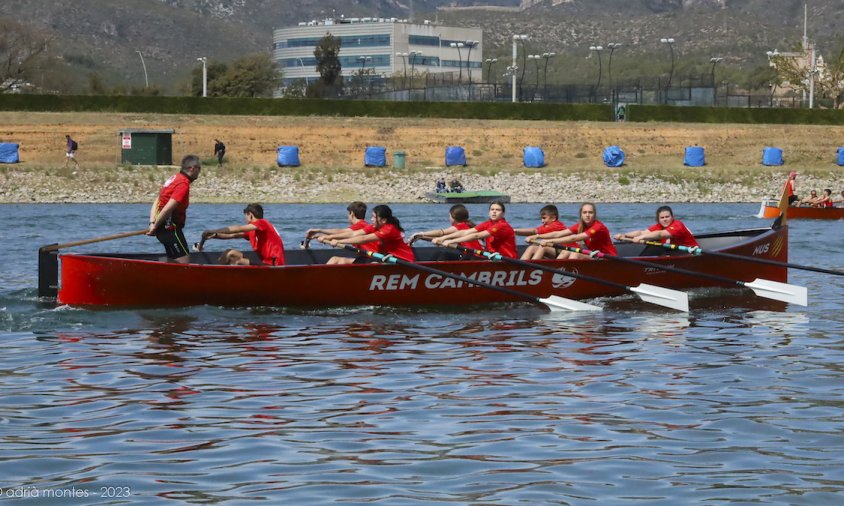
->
[1, 0, 841, 93]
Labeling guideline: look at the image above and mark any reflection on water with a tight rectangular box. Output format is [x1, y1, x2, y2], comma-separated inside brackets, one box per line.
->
[2, 305, 840, 504]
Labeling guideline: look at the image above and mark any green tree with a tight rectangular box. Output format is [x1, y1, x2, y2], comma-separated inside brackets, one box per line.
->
[211, 53, 282, 98]
[817, 39, 844, 109]
[310, 33, 343, 98]
[191, 61, 228, 97]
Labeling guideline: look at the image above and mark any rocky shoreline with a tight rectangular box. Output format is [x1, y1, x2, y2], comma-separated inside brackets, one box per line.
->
[1, 165, 836, 204]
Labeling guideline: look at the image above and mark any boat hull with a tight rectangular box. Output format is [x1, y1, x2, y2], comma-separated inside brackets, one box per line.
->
[56, 227, 789, 308]
[761, 205, 844, 220]
[424, 191, 511, 204]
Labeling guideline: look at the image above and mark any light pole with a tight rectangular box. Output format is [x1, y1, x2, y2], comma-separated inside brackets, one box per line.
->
[808, 46, 817, 109]
[450, 42, 464, 83]
[541, 52, 555, 99]
[196, 57, 207, 97]
[709, 56, 722, 105]
[589, 45, 604, 100]
[410, 50, 422, 88]
[606, 42, 621, 91]
[464, 40, 478, 83]
[527, 54, 541, 101]
[511, 35, 527, 103]
[396, 52, 408, 88]
[295, 57, 310, 85]
[660, 38, 675, 90]
[485, 58, 498, 84]
[358, 56, 372, 96]
[136, 50, 149, 88]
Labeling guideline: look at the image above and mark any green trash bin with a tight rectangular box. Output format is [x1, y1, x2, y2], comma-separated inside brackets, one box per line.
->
[393, 151, 406, 169]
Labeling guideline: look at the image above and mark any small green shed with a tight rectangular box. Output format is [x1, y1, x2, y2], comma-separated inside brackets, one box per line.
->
[119, 129, 174, 165]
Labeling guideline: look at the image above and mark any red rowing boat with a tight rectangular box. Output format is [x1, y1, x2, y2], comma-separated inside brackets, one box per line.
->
[38, 222, 789, 309]
[758, 199, 844, 220]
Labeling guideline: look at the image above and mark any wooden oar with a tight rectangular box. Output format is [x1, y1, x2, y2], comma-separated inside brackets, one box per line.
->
[551, 243, 808, 307]
[340, 245, 601, 311]
[41, 229, 148, 252]
[635, 239, 844, 277]
[428, 240, 689, 311]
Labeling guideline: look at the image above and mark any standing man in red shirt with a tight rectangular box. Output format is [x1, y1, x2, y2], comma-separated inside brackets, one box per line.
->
[147, 155, 201, 263]
[199, 203, 285, 266]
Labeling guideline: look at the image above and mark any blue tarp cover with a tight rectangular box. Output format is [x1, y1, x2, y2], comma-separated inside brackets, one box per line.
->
[445, 146, 467, 166]
[523, 146, 545, 168]
[837, 147, 844, 166]
[602, 146, 625, 167]
[0, 143, 19, 163]
[364, 146, 387, 167]
[684, 146, 705, 167]
[277, 145, 300, 166]
[762, 147, 784, 166]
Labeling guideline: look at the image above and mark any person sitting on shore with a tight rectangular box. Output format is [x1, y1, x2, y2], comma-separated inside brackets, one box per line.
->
[449, 179, 464, 193]
[513, 205, 567, 260]
[812, 188, 833, 208]
[434, 201, 517, 258]
[329, 205, 415, 262]
[435, 177, 447, 193]
[614, 205, 699, 248]
[307, 201, 380, 265]
[199, 203, 285, 266]
[408, 204, 483, 260]
[537, 202, 617, 260]
[798, 190, 819, 206]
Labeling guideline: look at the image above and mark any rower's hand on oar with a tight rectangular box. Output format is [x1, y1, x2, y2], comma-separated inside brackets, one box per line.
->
[408, 233, 421, 245]
[145, 222, 157, 236]
[329, 239, 340, 247]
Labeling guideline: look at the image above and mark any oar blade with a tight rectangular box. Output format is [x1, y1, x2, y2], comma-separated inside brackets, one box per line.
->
[630, 283, 689, 312]
[539, 295, 603, 312]
[745, 279, 808, 306]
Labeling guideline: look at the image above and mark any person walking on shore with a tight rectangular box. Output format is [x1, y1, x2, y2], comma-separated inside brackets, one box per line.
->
[214, 139, 226, 166]
[147, 155, 202, 263]
[63, 135, 80, 169]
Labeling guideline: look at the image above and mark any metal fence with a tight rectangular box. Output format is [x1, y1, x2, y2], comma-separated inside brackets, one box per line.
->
[339, 70, 815, 108]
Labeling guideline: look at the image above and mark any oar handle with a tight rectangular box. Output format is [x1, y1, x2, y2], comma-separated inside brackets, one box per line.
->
[40, 229, 148, 252]
[340, 244, 548, 304]
[553, 242, 743, 287]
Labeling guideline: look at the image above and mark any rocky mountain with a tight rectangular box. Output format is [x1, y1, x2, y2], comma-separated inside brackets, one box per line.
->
[1, 0, 840, 93]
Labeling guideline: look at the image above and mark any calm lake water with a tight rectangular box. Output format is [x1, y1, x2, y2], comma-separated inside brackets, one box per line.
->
[1, 203, 843, 504]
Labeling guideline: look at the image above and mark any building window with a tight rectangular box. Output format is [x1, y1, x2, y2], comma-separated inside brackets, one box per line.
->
[283, 34, 391, 49]
[408, 35, 440, 46]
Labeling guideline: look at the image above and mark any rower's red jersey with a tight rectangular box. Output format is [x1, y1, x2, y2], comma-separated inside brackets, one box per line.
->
[245, 218, 285, 266]
[454, 222, 483, 251]
[350, 220, 379, 253]
[536, 220, 566, 235]
[475, 219, 517, 258]
[374, 223, 415, 262]
[648, 219, 699, 248]
[568, 220, 617, 255]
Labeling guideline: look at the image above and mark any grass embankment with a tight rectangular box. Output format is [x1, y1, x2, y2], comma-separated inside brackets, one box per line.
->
[0, 111, 842, 203]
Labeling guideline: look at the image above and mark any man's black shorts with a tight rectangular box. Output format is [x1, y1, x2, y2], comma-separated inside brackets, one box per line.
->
[156, 228, 190, 259]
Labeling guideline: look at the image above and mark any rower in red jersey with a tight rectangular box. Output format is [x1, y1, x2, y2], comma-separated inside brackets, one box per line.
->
[538, 202, 618, 259]
[614, 205, 699, 248]
[434, 201, 517, 258]
[200, 203, 285, 266]
[309, 201, 379, 264]
[408, 204, 483, 260]
[514, 204, 567, 260]
[330, 205, 415, 262]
